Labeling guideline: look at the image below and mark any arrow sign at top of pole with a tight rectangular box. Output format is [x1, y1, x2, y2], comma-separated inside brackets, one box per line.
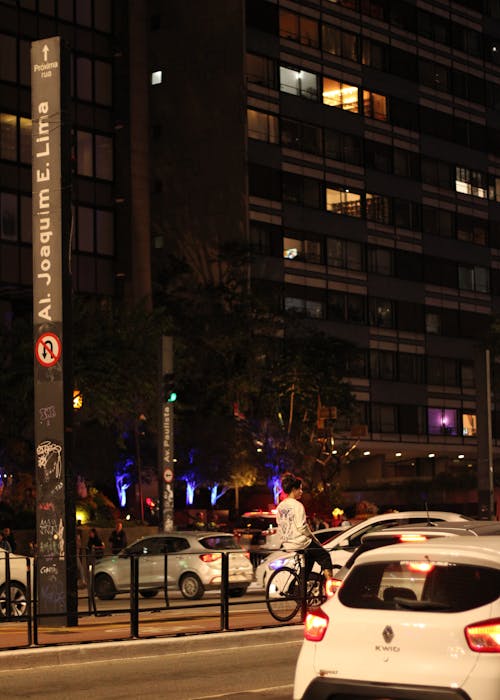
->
[42, 44, 49, 61]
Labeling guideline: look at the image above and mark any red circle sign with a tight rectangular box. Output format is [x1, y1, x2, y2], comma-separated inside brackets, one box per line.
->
[163, 467, 174, 484]
[35, 332, 62, 367]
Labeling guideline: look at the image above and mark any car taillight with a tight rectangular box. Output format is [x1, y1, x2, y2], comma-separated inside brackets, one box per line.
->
[200, 553, 222, 563]
[405, 561, 435, 573]
[465, 618, 500, 652]
[304, 609, 329, 642]
[325, 578, 342, 598]
[399, 534, 427, 543]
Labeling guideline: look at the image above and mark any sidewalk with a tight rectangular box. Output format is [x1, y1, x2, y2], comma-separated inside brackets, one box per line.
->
[0, 622, 304, 670]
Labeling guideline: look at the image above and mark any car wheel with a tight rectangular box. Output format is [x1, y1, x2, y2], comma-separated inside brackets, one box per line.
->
[179, 573, 204, 600]
[0, 582, 28, 618]
[140, 589, 159, 598]
[228, 587, 247, 598]
[94, 573, 117, 600]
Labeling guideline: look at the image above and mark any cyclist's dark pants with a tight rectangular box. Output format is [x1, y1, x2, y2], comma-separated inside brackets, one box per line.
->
[304, 540, 331, 580]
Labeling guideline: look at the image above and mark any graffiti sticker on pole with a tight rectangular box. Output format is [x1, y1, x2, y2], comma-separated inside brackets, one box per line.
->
[35, 332, 62, 367]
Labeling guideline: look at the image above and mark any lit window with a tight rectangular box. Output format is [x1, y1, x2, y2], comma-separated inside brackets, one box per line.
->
[462, 414, 477, 437]
[326, 187, 361, 217]
[280, 66, 318, 100]
[363, 90, 387, 121]
[151, 70, 162, 85]
[427, 408, 458, 436]
[247, 109, 278, 143]
[323, 78, 359, 112]
[455, 166, 487, 198]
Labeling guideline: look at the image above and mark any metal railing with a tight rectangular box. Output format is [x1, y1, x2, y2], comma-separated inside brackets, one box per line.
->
[0, 548, 301, 650]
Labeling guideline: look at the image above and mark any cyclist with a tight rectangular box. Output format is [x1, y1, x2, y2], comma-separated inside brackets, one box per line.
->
[276, 473, 334, 583]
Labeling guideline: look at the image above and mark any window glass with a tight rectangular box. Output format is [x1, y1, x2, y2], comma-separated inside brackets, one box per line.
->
[462, 413, 477, 437]
[339, 561, 500, 612]
[19, 39, 30, 86]
[247, 54, 275, 88]
[94, 0, 112, 32]
[326, 187, 361, 217]
[248, 109, 278, 143]
[20, 195, 31, 243]
[19, 117, 31, 164]
[369, 298, 394, 327]
[0, 35, 17, 82]
[95, 61, 112, 106]
[280, 67, 317, 99]
[323, 78, 359, 112]
[368, 247, 393, 275]
[95, 134, 113, 180]
[0, 113, 17, 160]
[76, 57, 93, 101]
[366, 193, 391, 223]
[76, 0, 92, 26]
[58, 0, 74, 21]
[428, 407, 457, 435]
[78, 207, 94, 252]
[280, 10, 299, 40]
[77, 130, 93, 176]
[363, 90, 387, 120]
[1, 193, 17, 240]
[371, 404, 397, 432]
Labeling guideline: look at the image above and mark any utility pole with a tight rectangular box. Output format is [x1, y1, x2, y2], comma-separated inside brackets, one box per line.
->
[159, 336, 175, 531]
[475, 347, 495, 519]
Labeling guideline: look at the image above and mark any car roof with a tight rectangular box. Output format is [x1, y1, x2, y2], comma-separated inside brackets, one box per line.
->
[365, 520, 500, 539]
[350, 535, 500, 570]
[241, 512, 276, 518]
[131, 531, 235, 541]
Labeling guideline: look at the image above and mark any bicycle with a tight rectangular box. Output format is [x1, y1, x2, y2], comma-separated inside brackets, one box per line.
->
[265, 552, 326, 622]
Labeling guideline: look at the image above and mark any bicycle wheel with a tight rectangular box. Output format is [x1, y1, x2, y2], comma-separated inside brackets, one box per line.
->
[306, 572, 326, 609]
[266, 566, 302, 622]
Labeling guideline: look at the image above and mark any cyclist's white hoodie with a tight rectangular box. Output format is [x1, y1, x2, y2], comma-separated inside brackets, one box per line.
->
[276, 496, 313, 550]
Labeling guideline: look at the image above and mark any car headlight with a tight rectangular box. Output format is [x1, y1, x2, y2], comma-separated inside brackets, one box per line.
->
[269, 557, 289, 570]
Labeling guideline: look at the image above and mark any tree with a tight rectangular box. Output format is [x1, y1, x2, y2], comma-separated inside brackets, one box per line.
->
[155, 242, 358, 507]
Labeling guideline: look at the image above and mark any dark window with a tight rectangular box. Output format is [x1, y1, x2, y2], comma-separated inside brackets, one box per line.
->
[399, 354, 424, 384]
[249, 164, 281, 200]
[398, 301, 424, 333]
[246, 0, 279, 33]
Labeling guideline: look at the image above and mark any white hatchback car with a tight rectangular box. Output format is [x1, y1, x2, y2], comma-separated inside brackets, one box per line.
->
[0, 551, 31, 618]
[294, 536, 500, 700]
[93, 531, 253, 600]
[255, 510, 470, 588]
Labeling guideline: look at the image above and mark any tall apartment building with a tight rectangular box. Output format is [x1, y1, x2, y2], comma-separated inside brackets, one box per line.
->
[146, 0, 500, 509]
[2, 0, 500, 509]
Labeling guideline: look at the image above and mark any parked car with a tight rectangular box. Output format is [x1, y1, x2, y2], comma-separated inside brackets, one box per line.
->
[92, 532, 253, 601]
[254, 510, 470, 589]
[328, 519, 500, 594]
[294, 536, 500, 700]
[0, 551, 31, 618]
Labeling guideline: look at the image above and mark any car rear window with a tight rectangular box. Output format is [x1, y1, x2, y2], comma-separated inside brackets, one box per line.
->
[199, 536, 241, 550]
[238, 517, 277, 530]
[339, 561, 500, 612]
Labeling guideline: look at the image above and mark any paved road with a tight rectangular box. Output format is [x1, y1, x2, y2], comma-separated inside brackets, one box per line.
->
[0, 627, 303, 699]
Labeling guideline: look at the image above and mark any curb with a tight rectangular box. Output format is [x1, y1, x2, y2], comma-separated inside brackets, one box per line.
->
[0, 625, 304, 670]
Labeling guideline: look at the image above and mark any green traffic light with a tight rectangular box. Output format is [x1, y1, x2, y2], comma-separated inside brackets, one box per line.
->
[167, 391, 177, 403]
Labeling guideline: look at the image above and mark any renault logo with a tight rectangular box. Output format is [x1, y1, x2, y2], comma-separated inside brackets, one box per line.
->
[383, 625, 394, 643]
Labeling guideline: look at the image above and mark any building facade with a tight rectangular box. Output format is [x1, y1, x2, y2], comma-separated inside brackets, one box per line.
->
[2, 0, 500, 511]
[146, 0, 500, 511]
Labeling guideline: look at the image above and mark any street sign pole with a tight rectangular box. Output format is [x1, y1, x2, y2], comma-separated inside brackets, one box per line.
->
[31, 37, 77, 626]
[160, 336, 175, 531]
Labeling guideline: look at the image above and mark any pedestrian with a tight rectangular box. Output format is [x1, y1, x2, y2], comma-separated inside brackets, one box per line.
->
[0, 531, 12, 553]
[108, 521, 127, 554]
[276, 473, 334, 584]
[3, 526, 16, 553]
[86, 527, 104, 561]
[76, 528, 86, 587]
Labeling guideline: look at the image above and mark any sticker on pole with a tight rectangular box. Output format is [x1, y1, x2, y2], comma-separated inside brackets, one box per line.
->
[35, 332, 62, 367]
[163, 467, 174, 484]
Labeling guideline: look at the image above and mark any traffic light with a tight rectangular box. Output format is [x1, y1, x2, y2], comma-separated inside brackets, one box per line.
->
[163, 373, 177, 403]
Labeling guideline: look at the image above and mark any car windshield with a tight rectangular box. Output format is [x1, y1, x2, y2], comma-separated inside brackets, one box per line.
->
[339, 560, 500, 612]
[199, 536, 241, 550]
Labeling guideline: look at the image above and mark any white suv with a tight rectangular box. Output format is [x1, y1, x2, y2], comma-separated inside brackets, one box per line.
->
[294, 536, 500, 700]
[255, 510, 470, 588]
